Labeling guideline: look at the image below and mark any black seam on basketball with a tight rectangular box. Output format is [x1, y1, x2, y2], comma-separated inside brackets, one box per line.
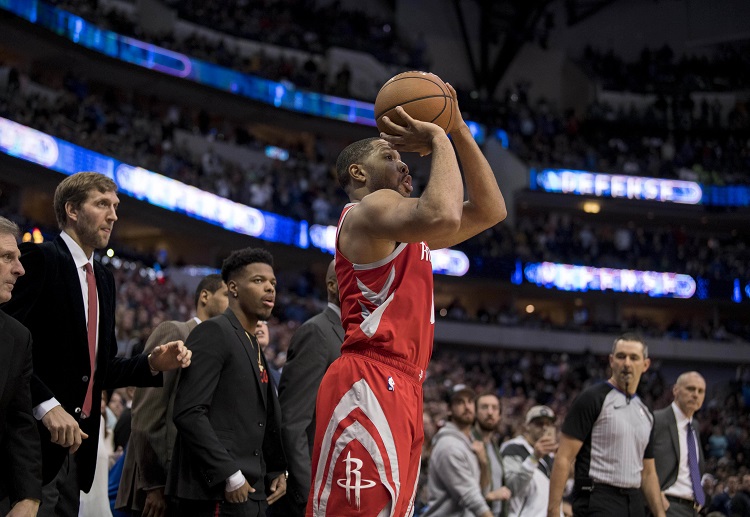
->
[377, 75, 447, 94]
[375, 94, 452, 119]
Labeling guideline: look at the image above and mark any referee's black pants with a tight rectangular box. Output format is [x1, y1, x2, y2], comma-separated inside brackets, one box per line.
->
[573, 483, 645, 517]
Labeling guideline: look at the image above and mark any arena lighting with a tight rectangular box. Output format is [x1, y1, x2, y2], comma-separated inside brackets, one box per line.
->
[523, 262, 697, 299]
[0, 0, 493, 140]
[264, 145, 290, 161]
[308, 224, 470, 276]
[582, 201, 601, 213]
[0, 116, 469, 276]
[532, 168, 703, 204]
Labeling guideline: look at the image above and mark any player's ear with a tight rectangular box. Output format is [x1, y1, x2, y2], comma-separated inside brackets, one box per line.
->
[349, 163, 366, 183]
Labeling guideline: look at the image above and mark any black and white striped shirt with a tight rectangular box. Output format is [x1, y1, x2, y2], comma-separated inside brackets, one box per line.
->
[563, 382, 655, 489]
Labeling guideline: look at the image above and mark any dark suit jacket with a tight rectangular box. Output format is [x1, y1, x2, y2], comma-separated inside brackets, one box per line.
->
[116, 319, 196, 512]
[0, 311, 42, 504]
[168, 309, 285, 501]
[1, 236, 160, 491]
[653, 405, 705, 491]
[277, 306, 343, 509]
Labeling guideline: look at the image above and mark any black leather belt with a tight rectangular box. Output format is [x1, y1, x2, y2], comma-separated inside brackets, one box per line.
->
[665, 494, 699, 511]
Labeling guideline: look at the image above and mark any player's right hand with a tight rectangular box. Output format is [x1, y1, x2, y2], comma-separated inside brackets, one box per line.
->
[534, 436, 559, 459]
[42, 406, 89, 453]
[225, 480, 255, 504]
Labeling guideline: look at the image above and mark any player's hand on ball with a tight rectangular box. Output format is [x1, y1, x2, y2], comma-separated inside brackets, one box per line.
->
[445, 83, 468, 135]
[379, 106, 446, 157]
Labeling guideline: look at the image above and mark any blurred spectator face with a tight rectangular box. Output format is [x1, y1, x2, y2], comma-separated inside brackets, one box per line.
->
[672, 372, 706, 417]
[205, 281, 229, 318]
[108, 392, 124, 419]
[743, 475, 750, 492]
[727, 476, 739, 493]
[0, 233, 24, 303]
[255, 321, 269, 349]
[450, 392, 476, 427]
[527, 417, 555, 444]
[475, 394, 501, 432]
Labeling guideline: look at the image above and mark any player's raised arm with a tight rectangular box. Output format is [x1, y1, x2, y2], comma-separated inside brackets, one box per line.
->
[428, 83, 507, 250]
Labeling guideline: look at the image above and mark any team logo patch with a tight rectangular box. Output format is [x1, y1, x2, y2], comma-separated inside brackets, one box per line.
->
[336, 451, 377, 509]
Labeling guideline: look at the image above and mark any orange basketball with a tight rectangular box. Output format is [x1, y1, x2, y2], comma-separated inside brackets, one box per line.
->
[374, 71, 454, 134]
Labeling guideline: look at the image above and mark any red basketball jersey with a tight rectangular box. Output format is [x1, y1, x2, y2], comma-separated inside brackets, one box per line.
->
[335, 203, 435, 372]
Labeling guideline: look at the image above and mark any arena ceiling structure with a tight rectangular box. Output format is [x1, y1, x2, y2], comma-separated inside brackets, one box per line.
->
[450, 0, 615, 98]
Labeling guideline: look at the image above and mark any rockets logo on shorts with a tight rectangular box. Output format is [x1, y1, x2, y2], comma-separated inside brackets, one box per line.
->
[336, 451, 377, 509]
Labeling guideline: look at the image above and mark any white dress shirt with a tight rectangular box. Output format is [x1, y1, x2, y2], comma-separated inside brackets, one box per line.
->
[664, 402, 700, 499]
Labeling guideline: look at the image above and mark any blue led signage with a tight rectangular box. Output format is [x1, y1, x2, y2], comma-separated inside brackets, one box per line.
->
[524, 262, 696, 299]
[532, 169, 702, 204]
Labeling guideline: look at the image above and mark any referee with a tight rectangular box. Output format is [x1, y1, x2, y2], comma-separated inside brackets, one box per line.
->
[547, 333, 665, 517]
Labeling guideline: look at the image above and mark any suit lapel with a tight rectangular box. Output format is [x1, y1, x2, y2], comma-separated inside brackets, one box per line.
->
[55, 238, 88, 350]
[0, 315, 10, 399]
[225, 310, 268, 407]
[668, 407, 680, 460]
[325, 308, 345, 342]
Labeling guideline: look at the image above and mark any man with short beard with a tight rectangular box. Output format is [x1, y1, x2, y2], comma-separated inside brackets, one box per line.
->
[423, 388, 494, 517]
[472, 393, 511, 516]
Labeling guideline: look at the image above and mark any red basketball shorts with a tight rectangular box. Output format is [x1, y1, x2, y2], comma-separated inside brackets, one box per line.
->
[306, 349, 425, 517]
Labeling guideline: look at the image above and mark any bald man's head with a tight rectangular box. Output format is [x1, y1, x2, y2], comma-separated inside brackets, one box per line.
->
[673, 371, 706, 418]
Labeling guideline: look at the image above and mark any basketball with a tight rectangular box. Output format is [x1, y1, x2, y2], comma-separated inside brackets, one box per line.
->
[374, 71, 454, 134]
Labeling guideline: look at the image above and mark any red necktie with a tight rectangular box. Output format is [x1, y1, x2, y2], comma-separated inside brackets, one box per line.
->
[82, 263, 97, 418]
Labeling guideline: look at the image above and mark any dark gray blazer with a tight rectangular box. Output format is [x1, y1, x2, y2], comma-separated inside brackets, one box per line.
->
[653, 405, 705, 491]
[0, 311, 42, 504]
[116, 318, 197, 512]
[277, 306, 344, 510]
[168, 309, 285, 501]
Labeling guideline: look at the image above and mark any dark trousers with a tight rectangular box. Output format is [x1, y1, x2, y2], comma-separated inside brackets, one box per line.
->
[177, 498, 268, 517]
[573, 483, 645, 517]
[664, 496, 699, 517]
[38, 453, 80, 517]
[266, 494, 304, 517]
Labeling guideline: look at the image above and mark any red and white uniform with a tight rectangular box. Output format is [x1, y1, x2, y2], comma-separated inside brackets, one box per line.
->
[307, 203, 435, 517]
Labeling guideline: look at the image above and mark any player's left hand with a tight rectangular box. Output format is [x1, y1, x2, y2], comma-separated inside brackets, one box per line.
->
[148, 340, 191, 371]
[267, 472, 287, 505]
[445, 83, 469, 136]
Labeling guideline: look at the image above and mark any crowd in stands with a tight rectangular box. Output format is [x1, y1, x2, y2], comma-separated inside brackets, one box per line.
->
[419, 347, 750, 514]
[46, 0, 426, 99]
[579, 44, 750, 94]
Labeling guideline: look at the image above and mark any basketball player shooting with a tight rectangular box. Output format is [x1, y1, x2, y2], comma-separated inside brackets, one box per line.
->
[306, 82, 507, 517]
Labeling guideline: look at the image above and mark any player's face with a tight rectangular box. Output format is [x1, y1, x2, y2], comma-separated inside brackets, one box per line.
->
[365, 139, 412, 197]
[451, 395, 476, 427]
[255, 321, 270, 349]
[673, 373, 706, 417]
[475, 395, 500, 432]
[204, 282, 229, 319]
[69, 189, 119, 254]
[231, 263, 276, 322]
[0, 233, 24, 303]
[609, 339, 650, 393]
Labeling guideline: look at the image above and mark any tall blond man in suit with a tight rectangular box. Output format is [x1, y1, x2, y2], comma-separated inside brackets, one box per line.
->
[117, 274, 229, 516]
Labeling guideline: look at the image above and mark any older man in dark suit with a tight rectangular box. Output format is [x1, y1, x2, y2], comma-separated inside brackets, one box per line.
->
[653, 371, 706, 516]
[168, 248, 286, 517]
[2, 172, 192, 517]
[117, 274, 228, 517]
[0, 216, 41, 517]
[275, 259, 343, 516]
